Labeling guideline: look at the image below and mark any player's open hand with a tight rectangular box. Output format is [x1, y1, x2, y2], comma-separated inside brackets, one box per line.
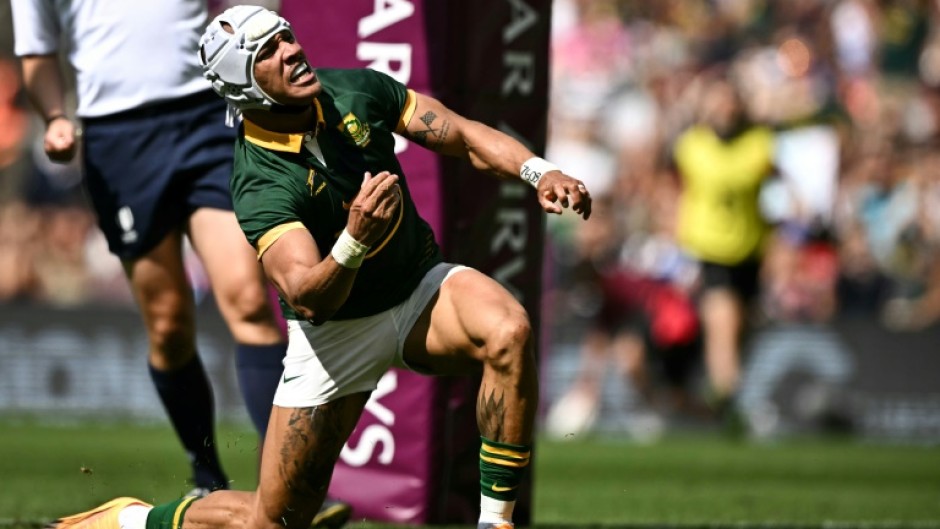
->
[346, 171, 401, 246]
[537, 170, 592, 220]
[43, 117, 77, 163]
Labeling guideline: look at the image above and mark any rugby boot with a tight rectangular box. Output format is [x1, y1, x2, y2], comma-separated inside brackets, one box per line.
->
[45, 497, 152, 529]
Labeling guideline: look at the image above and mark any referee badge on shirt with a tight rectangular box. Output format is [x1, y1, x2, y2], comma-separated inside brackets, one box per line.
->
[339, 112, 371, 147]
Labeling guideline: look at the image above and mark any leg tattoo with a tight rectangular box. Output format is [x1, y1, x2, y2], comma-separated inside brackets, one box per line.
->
[477, 384, 507, 440]
[280, 406, 346, 495]
[271, 405, 351, 528]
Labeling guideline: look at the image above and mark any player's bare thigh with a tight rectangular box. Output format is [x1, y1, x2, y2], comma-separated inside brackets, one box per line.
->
[402, 267, 530, 373]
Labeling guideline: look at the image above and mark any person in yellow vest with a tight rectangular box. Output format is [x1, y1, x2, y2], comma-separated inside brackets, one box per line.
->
[672, 74, 774, 427]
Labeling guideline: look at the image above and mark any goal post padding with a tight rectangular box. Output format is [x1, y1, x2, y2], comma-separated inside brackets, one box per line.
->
[281, 0, 551, 524]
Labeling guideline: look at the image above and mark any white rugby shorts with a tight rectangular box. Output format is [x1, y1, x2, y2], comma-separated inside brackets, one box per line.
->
[273, 262, 470, 407]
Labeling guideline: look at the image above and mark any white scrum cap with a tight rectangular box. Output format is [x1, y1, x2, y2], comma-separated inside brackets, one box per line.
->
[198, 5, 293, 111]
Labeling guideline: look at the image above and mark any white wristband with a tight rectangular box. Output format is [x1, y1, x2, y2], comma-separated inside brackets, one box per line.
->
[331, 229, 370, 269]
[520, 157, 559, 189]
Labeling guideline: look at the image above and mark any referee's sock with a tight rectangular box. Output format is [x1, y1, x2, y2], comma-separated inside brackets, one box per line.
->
[235, 342, 287, 441]
[149, 356, 228, 491]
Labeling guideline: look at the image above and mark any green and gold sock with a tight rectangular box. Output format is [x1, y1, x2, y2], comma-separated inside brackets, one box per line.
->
[479, 436, 531, 501]
[145, 497, 199, 529]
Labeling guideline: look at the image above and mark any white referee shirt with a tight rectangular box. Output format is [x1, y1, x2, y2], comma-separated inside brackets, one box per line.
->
[11, 0, 212, 118]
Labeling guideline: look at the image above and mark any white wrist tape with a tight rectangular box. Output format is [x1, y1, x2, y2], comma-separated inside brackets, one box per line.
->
[331, 229, 370, 269]
[520, 157, 559, 189]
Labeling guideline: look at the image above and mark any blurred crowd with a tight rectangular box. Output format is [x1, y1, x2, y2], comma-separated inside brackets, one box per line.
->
[2, 0, 940, 430]
[543, 0, 940, 436]
[0, 51, 133, 306]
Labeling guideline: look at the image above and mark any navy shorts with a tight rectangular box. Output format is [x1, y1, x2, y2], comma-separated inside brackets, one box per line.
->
[81, 90, 235, 260]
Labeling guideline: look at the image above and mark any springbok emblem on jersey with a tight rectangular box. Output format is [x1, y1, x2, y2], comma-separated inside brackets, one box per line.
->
[340, 112, 371, 147]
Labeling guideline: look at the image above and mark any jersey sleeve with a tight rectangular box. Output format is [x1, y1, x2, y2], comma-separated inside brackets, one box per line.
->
[11, 0, 61, 56]
[362, 69, 417, 134]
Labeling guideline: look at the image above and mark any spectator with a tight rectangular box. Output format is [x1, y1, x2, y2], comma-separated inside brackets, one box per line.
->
[671, 72, 774, 423]
[0, 56, 30, 204]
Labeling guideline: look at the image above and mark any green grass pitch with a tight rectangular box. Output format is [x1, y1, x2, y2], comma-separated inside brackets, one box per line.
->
[0, 421, 938, 528]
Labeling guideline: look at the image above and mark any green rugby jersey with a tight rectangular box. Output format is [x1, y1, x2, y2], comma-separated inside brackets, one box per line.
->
[231, 68, 443, 321]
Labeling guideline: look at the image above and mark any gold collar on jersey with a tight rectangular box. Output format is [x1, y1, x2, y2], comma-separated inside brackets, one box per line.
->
[243, 98, 326, 153]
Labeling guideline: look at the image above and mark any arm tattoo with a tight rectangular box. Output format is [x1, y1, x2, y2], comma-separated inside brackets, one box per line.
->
[411, 110, 451, 151]
[477, 384, 507, 440]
